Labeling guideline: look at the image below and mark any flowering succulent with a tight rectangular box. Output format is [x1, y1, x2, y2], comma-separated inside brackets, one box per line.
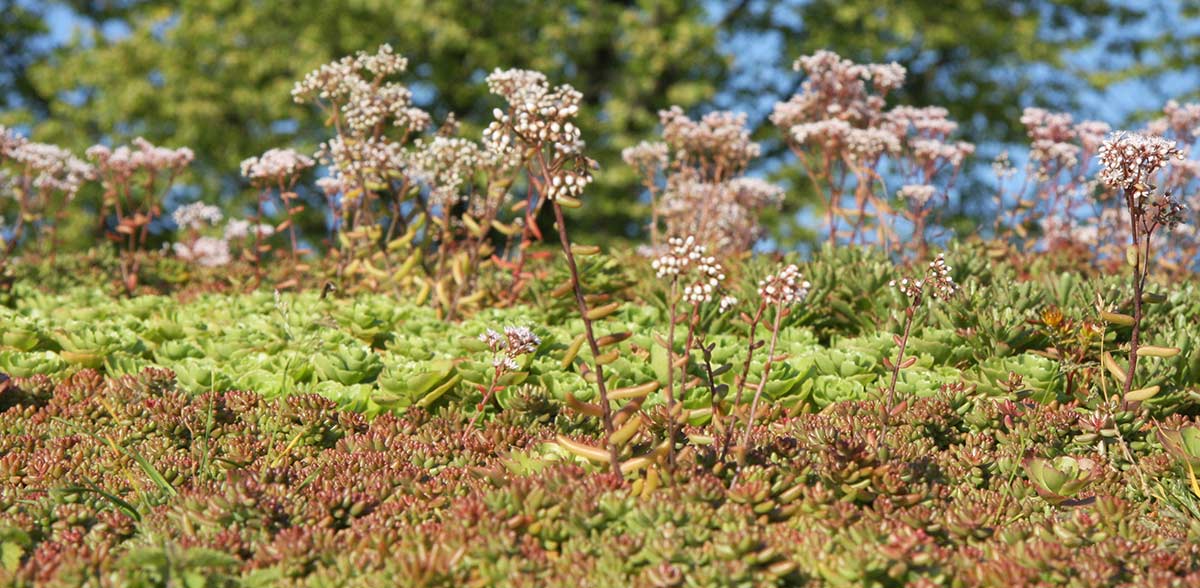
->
[772, 51, 972, 252]
[631, 107, 781, 253]
[757, 264, 811, 306]
[1098, 131, 1185, 198]
[890, 254, 958, 303]
[479, 326, 541, 371]
[172, 202, 223, 231]
[240, 148, 315, 182]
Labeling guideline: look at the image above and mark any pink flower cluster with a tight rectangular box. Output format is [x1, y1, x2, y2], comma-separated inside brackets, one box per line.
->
[86, 138, 193, 178]
[630, 107, 781, 254]
[0, 129, 94, 198]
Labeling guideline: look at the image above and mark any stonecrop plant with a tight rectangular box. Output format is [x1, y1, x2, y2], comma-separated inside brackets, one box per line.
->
[87, 138, 194, 294]
[771, 51, 973, 253]
[10, 36, 1200, 588]
[1095, 131, 1187, 405]
[0, 127, 93, 272]
[626, 107, 782, 255]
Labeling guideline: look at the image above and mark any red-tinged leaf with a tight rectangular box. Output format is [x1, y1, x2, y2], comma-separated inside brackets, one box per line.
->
[900, 356, 918, 369]
[276, 278, 299, 290]
[882, 356, 895, 370]
[289, 206, 305, 214]
[893, 334, 904, 346]
[276, 220, 292, 232]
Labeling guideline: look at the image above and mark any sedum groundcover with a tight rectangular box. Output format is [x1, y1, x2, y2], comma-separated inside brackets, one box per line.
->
[2, 244, 1200, 587]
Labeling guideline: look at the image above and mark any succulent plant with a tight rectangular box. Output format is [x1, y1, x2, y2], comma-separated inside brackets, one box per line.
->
[1024, 455, 1099, 504]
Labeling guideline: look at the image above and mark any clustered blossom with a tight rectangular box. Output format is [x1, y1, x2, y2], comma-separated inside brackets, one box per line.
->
[172, 202, 223, 231]
[4, 141, 94, 198]
[483, 68, 585, 158]
[1149, 100, 1200, 139]
[483, 68, 591, 203]
[172, 236, 231, 267]
[652, 235, 728, 305]
[316, 135, 409, 189]
[294, 45, 431, 203]
[1098, 131, 1185, 199]
[292, 44, 429, 135]
[86, 138, 194, 178]
[659, 106, 760, 172]
[621, 141, 668, 175]
[241, 148, 315, 182]
[637, 107, 781, 254]
[770, 51, 974, 249]
[224, 219, 275, 241]
[891, 254, 958, 302]
[408, 136, 496, 211]
[771, 51, 904, 133]
[898, 184, 936, 208]
[758, 264, 811, 306]
[479, 326, 541, 371]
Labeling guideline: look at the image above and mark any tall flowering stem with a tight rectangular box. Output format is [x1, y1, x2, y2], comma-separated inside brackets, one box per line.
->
[652, 235, 727, 468]
[465, 326, 540, 439]
[884, 254, 958, 437]
[241, 148, 315, 289]
[483, 68, 623, 472]
[87, 138, 193, 295]
[0, 127, 93, 272]
[732, 265, 809, 481]
[719, 303, 765, 462]
[1097, 131, 1188, 403]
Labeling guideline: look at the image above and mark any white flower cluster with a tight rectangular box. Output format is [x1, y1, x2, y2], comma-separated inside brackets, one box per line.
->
[4, 139, 94, 198]
[316, 135, 408, 189]
[898, 184, 936, 208]
[652, 235, 702, 277]
[172, 236, 231, 267]
[771, 50, 973, 204]
[409, 136, 495, 210]
[1019, 108, 1111, 176]
[658, 176, 782, 254]
[1098, 131, 1185, 198]
[757, 264, 810, 306]
[172, 202, 223, 231]
[479, 326, 542, 371]
[652, 235, 728, 305]
[483, 68, 585, 158]
[891, 254, 958, 302]
[87, 138, 194, 178]
[241, 148, 315, 182]
[292, 45, 429, 134]
[224, 218, 275, 240]
[771, 50, 903, 134]
[545, 169, 593, 202]
[1150, 100, 1200, 139]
